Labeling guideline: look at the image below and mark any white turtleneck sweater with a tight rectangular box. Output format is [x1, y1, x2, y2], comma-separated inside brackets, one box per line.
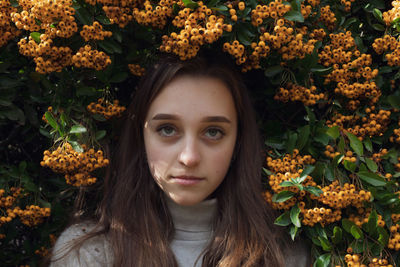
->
[50, 198, 217, 267]
[49, 198, 310, 267]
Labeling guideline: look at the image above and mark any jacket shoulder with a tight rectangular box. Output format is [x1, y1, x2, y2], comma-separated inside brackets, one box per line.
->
[49, 222, 113, 267]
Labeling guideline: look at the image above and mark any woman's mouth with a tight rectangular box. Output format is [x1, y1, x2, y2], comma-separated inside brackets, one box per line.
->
[171, 176, 204, 185]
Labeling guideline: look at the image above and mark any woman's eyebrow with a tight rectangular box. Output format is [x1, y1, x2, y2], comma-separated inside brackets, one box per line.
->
[151, 113, 231, 123]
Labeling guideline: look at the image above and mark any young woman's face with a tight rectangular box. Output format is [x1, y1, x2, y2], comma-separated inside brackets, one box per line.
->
[143, 75, 238, 206]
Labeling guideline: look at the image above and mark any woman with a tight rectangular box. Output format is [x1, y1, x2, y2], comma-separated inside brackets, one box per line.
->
[49, 52, 310, 266]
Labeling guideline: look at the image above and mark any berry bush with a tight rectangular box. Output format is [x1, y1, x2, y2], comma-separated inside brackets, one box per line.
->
[1, 0, 400, 266]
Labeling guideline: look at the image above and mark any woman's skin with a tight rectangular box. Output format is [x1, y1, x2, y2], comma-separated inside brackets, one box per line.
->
[143, 75, 238, 206]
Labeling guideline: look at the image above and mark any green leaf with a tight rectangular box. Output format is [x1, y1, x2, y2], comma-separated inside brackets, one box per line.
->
[332, 154, 344, 167]
[280, 180, 296, 187]
[69, 141, 83, 153]
[343, 160, 357, 172]
[290, 204, 301, 227]
[95, 130, 106, 140]
[296, 125, 310, 150]
[96, 15, 111, 25]
[310, 66, 332, 75]
[372, 23, 385, 31]
[364, 136, 373, 152]
[75, 7, 93, 25]
[346, 132, 363, 156]
[377, 227, 389, 246]
[332, 226, 343, 244]
[98, 39, 122, 54]
[265, 65, 283, 77]
[69, 125, 87, 134]
[263, 167, 273, 176]
[366, 210, 378, 233]
[357, 170, 386, 186]
[388, 95, 400, 109]
[274, 211, 291, 226]
[313, 253, 331, 267]
[286, 132, 297, 153]
[284, 10, 304, 22]
[318, 236, 332, 251]
[342, 219, 357, 233]
[30, 32, 41, 44]
[326, 126, 339, 139]
[182, 0, 198, 9]
[365, 157, 378, 172]
[212, 5, 228, 11]
[297, 165, 315, 183]
[10, 0, 19, 7]
[304, 186, 323, 196]
[373, 8, 384, 23]
[305, 106, 316, 125]
[110, 72, 128, 83]
[351, 225, 363, 239]
[272, 190, 295, 202]
[289, 225, 298, 240]
[45, 112, 59, 132]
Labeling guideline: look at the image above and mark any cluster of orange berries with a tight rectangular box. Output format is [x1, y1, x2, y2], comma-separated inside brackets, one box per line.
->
[87, 98, 126, 119]
[261, 23, 317, 62]
[318, 5, 336, 29]
[14, 205, 51, 227]
[315, 181, 371, 209]
[250, 0, 291, 26]
[340, 0, 355, 12]
[84, 0, 138, 27]
[0, 187, 22, 226]
[390, 121, 400, 143]
[80, 21, 112, 42]
[274, 83, 325, 106]
[40, 142, 109, 187]
[356, 109, 391, 138]
[326, 108, 390, 139]
[160, 2, 231, 60]
[266, 149, 316, 174]
[18, 34, 72, 74]
[223, 40, 247, 65]
[0, 1, 21, 47]
[324, 145, 357, 163]
[349, 208, 385, 227]
[11, 0, 77, 39]
[128, 63, 146, 76]
[133, 0, 175, 29]
[71, 45, 111, 70]
[309, 28, 326, 41]
[300, 204, 341, 227]
[388, 223, 400, 250]
[383, 0, 400, 26]
[35, 246, 49, 257]
[344, 248, 393, 267]
[371, 149, 388, 162]
[265, 150, 317, 209]
[373, 35, 400, 66]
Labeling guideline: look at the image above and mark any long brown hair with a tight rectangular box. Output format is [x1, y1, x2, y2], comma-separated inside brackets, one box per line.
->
[52, 52, 286, 266]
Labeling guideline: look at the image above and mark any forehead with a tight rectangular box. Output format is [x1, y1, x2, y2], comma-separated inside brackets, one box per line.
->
[146, 75, 237, 119]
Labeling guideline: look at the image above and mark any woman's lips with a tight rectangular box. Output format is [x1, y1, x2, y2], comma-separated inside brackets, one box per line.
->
[171, 176, 204, 185]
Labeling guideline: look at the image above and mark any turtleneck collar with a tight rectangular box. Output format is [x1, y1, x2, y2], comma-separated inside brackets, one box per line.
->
[166, 197, 218, 241]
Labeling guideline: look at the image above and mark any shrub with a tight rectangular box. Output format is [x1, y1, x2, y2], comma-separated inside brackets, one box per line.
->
[1, 0, 400, 266]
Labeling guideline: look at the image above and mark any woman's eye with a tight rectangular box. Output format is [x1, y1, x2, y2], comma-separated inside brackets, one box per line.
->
[205, 128, 224, 140]
[157, 125, 176, 137]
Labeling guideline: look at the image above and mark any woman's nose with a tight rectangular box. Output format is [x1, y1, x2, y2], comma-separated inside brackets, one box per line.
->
[178, 137, 201, 167]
